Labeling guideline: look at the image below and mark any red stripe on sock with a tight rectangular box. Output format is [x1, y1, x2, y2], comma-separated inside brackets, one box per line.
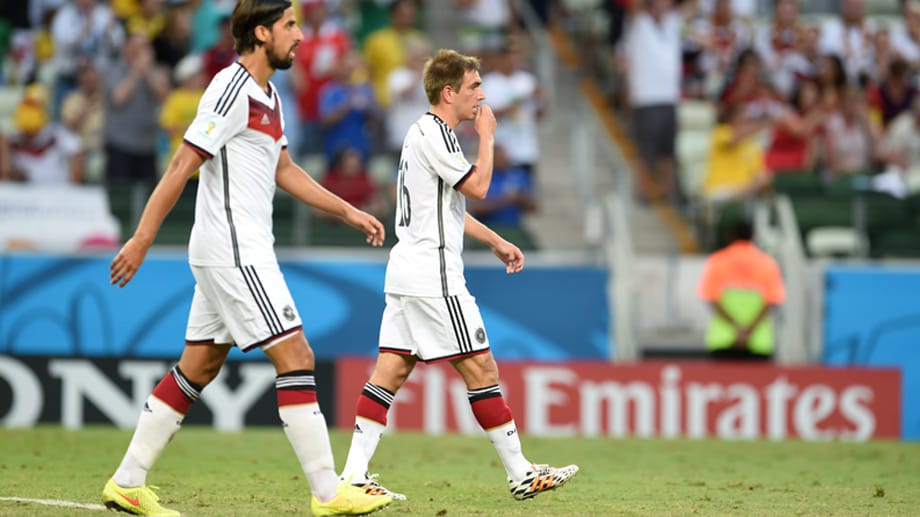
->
[277, 389, 317, 407]
[151, 372, 194, 414]
[356, 394, 388, 426]
[471, 396, 513, 430]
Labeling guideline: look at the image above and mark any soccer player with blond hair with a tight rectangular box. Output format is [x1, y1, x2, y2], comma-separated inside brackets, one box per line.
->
[338, 48, 579, 502]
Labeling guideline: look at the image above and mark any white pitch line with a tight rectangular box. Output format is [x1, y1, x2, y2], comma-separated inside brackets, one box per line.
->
[0, 496, 106, 511]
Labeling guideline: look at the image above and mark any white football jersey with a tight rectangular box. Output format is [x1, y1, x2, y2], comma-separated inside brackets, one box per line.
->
[183, 62, 287, 267]
[385, 113, 475, 297]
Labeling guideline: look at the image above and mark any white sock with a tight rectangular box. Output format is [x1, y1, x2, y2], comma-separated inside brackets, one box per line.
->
[279, 402, 339, 502]
[486, 421, 532, 482]
[341, 417, 386, 482]
[113, 397, 183, 487]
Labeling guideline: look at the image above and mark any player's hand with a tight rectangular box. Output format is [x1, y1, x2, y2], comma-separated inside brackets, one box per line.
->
[110, 236, 151, 288]
[344, 207, 385, 247]
[474, 104, 496, 137]
[491, 239, 524, 274]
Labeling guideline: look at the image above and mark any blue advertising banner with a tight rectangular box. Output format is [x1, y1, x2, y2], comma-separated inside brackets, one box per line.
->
[824, 266, 920, 440]
[0, 253, 610, 362]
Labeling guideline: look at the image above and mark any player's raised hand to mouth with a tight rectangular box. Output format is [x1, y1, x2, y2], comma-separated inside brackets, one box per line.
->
[474, 104, 496, 136]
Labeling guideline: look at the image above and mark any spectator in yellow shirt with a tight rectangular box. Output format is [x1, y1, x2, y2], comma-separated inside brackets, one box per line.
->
[159, 53, 205, 177]
[362, 0, 426, 108]
[703, 102, 772, 202]
[126, 0, 167, 40]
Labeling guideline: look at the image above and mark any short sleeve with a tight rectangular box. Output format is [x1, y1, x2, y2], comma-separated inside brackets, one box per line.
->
[183, 71, 249, 158]
[697, 255, 722, 301]
[761, 257, 786, 305]
[423, 123, 474, 188]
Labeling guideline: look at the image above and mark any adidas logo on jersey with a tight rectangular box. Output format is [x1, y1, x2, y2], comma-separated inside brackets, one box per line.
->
[354, 423, 363, 434]
[261, 113, 270, 125]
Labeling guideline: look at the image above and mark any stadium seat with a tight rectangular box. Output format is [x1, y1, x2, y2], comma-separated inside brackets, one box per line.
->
[871, 225, 920, 258]
[806, 227, 864, 258]
[368, 154, 397, 187]
[272, 192, 302, 247]
[772, 173, 824, 196]
[825, 173, 873, 196]
[466, 225, 538, 251]
[855, 191, 913, 256]
[790, 195, 856, 255]
[308, 216, 397, 248]
[677, 130, 710, 198]
[712, 201, 750, 249]
[861, 191, 911, 235]
[678, 100, 716, 132]
[107, 182, 152, 241]
[677, 100, 716, 200]
[907, 192, 920, 224]
[299, 154, 327, 178]
[0, 85, 24, 132]
[156, 182, 198, 245]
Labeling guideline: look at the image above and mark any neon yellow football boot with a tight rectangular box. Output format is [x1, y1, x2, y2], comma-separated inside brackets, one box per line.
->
[102, 478, 180, 516]
[310, 480, 393, 516]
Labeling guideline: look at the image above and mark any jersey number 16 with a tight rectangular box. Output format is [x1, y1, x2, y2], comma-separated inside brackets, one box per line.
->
[397, 158, 411, 227]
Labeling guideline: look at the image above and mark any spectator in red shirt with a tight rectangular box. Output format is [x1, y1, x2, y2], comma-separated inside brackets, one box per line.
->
[291, 0, 351, 157]
[765, 79, 826, 174]
[320, 147, 388, 220]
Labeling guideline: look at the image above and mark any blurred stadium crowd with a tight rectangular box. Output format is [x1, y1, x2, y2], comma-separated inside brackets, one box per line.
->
[3, 0, 920, 257]
[561, 0, 920, 256]
[0, 0, 542, 248]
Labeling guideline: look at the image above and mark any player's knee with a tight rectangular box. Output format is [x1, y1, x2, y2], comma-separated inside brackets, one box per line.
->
[370, 354, 414, 391]
[369, 370, 409, 393]
[178, 357, 224, 387]
[198, 359, 223, 385]
[388, 362, 414, 386]
[454, 352, 500, 387]
[265, 332, 315, 372]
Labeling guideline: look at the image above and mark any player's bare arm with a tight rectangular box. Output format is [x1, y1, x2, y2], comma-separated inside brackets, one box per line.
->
[464, 213, 524, 274]
[275, 148, 385, 246]
[110, 144, 205, 287]
[456, 104, 496, 200]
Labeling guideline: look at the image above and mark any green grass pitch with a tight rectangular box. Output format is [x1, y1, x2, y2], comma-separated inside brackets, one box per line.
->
[1, 426, 918, 516]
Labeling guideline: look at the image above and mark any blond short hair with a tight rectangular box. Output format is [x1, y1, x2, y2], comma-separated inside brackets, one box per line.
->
[422, 49, 480, 105]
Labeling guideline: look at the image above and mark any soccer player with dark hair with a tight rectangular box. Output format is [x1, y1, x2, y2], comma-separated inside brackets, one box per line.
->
[338, 48, 579, 502]
[101, 0, 392, 515]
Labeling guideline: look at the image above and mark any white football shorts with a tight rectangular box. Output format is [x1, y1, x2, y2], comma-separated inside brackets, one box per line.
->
[379, 293, 490, 362]
[186, 265, 303, 351]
